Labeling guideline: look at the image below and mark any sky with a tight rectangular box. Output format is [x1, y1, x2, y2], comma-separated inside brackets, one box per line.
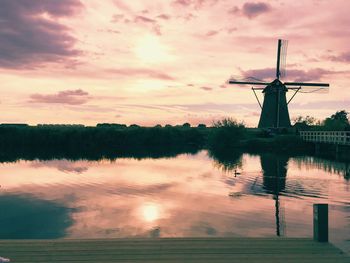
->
[0, 0, 350, 127]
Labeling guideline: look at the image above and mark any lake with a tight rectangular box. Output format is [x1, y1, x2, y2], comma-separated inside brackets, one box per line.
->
[0, 151, 349, 253]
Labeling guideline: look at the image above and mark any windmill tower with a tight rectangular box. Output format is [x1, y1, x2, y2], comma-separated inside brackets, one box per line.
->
[228, 39, 329, 129]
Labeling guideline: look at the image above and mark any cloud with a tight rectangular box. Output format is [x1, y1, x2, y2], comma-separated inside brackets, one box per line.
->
[242, 2, 271, 18]
[181, 13, 196, 21]
[107, 68, 176, 80]
[291, 100, 350, 110]
[157, 14, 171, 20]
[205, 30, 219, 37]
[165, 102, 259, 112]
[134, 15, 156, 24]
[0, 0, 83, 69]
[111, 14, 125, 23]
[111, 12, 162, 35]
[241, 67, 339, 82]
[226, 27, 238, 34]
[228, 6, 240, 15]
[134, 15, 162, 35]
[112, 0, 132, 13]
[29, 89, 90, 105]
[173, 0, 191, 5]
[241, 68, 275, 80]
[326, 51, 350, 62]
[106, 29, 121, 34]
[229, 2, 271, 19]
[200, 86, 213, 91]
[172, 0, 218, 9]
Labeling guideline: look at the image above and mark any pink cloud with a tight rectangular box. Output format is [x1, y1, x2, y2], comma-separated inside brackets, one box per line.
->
[133, 15, 162, 35]
[29, 89, 89, 105]
[205, 30, 219, 37]
[326, 52, 350, 62]
[0, 0, 83, 69]
[242, 2, 271, 18]
[112, 0, 132, 13]
[228, 6, 240, 15]
[181, 13, 196, 21]
[173, 0, 192, 6]
[134, 15, 156, 24]
[200, 86, 213, 91]
[112, 12, 163, 35]
[157, 14, 171, 20]
[107, 68, 176, 80]
[228, 2, 271, 19]
[111, 14, 125, 23]
[172, 0, 218, 9]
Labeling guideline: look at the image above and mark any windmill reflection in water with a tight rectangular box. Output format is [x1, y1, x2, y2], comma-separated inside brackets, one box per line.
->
[229, 154, 288, 237]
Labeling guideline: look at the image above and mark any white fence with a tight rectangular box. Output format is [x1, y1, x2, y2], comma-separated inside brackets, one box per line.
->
[299, 131, 350, 146]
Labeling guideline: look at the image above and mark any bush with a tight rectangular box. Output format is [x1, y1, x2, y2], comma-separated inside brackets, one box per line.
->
[207, 118, 245, 154]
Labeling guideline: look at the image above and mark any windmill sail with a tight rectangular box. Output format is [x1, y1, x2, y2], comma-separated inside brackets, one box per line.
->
[280, 40, 288, 78]
[276, 39, 288, 79]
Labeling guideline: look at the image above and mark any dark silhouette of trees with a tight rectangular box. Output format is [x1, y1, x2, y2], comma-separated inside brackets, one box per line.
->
[0, 124, 206, 161]
[207, 118, 245, 154]
[322, 110, 349, 130]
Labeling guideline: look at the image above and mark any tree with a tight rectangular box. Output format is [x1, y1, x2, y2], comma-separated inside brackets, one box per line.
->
[322, 110, 349, 130]
[292, 115, 316, 126]
[330, 110, 349, 122]
[207, 118, 245, 153]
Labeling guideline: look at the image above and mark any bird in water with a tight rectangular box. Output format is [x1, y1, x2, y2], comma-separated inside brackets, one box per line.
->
[234, 169, 241, 177]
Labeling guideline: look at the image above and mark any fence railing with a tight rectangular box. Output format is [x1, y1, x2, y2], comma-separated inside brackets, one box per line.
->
[299, 131, 350, 146]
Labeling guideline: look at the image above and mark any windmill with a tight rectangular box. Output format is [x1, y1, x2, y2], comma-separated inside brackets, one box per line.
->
[228, 39, 329, 129]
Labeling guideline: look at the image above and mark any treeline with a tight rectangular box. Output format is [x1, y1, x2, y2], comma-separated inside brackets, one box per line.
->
[1, 109, 347, 162]
[294, 110, 350, 131]
[0, 119, 312, 162]
[0, 124, 207, 162]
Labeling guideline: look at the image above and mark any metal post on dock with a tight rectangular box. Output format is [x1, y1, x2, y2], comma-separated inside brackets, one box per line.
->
[313, 204, 328, 242]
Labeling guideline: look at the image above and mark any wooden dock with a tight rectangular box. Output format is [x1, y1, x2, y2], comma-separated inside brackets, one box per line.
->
[0, 238, 349, 263]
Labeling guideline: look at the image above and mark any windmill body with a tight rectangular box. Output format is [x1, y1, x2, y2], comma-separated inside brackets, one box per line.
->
[258, 79, 290, 128]
[228, 39, 329, 129]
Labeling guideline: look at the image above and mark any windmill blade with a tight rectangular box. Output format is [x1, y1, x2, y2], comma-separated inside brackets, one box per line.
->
[276, 39, 288, 79]
[298, 87, 329, 93]
[284, 82, 329, 87]
[286, 82, 329, 94]
[228, 76, 269, 86]
[228, 80, 269, 86]
[280, 40, 288, 78]
[276, 39, 282, 79]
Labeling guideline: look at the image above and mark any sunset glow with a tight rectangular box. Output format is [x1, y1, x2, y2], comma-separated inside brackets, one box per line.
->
[141, 203, 161, 222]
[134, 35, 173, 64]
[0, 0, 349, 126]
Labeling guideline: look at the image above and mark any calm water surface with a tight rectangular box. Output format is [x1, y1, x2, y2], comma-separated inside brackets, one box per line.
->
[0, 151, 349, 253]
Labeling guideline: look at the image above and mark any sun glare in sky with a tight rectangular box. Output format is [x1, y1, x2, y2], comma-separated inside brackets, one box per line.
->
[134, 35, 173, 64]
[140, 203, 161, 222]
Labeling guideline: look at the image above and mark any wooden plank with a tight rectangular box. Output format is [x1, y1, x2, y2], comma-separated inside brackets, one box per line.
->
[0, 238, 348, 263]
